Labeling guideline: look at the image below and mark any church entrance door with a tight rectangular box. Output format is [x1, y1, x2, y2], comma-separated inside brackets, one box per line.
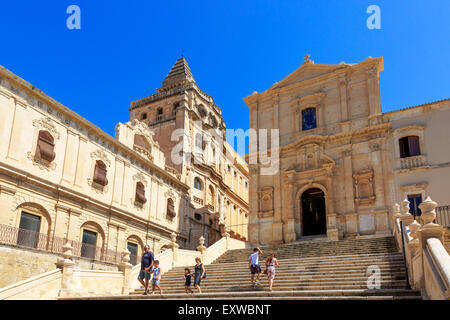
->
[301, 188, 326, 236]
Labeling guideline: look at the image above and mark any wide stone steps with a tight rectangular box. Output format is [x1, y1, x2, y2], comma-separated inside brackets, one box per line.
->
[65, 236, 414, 300]
[124, 288, 421, 300]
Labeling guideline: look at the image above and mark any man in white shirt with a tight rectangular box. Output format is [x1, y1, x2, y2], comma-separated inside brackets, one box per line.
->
[249, 247, 263, 287]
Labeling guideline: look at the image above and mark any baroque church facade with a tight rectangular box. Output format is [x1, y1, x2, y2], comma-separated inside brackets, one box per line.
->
[244, 55, 450, 245]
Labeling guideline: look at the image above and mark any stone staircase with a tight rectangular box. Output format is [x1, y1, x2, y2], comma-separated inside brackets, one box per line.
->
[124, 236, 421, 300]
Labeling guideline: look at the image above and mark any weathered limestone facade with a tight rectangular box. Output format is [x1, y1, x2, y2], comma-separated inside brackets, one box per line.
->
[129, 58, 249, 246]
[244, 55, 450, 245]
[0, 58, 248, 285]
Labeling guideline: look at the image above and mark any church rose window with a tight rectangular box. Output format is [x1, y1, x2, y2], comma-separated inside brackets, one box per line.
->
[302, 107, 317, 131]
[36, 131, 56, 162]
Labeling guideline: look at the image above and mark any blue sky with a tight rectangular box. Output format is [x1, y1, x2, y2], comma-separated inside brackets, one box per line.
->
[0, 1, 449, 147]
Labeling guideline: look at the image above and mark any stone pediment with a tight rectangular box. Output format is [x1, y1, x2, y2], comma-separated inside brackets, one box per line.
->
[127, 119, 160, 149]
[275, 63, 347, 89]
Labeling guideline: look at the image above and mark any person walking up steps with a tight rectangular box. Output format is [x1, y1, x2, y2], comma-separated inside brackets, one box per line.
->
[193, 257, 206, 294]
[265, 253, 279, 291]
[249, 247, 263, 288]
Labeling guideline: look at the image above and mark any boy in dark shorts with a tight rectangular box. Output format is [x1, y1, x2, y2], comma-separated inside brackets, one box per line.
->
[249, 247, 263, 287]
[184, 268, 193, 294]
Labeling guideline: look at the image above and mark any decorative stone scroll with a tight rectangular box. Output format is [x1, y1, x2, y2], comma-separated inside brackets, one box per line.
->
[32, 117, 61, 140]
[90, 149, 111, 167]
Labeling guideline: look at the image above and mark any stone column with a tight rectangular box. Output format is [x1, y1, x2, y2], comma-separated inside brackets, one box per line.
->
[342, 149, 355, 214]
[338, 75, 349, 130]
[118, 249, 133, 295]
[370, 142, 386, 208]
[283, 176, 296, 243]
[56, 243, 76, 298]
[366, 66, 382, 124]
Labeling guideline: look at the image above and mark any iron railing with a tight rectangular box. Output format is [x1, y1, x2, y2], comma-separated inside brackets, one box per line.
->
[0, 224, 121, 265]
[436, 205, 450, 227]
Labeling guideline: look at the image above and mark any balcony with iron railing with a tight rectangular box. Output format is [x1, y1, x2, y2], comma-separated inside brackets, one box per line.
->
[0, 224, 122, 264]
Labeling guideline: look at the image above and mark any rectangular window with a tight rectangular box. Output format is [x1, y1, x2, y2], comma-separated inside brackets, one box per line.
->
[399, 136, 421, 158]
[302, 108, 317, 131]
[17, 212, 41, 248]
[127, 242, 138, 266]
[408, 194, 423, 218]
[81, 229, 97, 260]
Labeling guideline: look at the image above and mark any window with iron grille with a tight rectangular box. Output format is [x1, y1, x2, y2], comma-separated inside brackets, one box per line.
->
[17, 212, 41, 248]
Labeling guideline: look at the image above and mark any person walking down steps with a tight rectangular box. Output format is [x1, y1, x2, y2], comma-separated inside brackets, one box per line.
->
[193, 257, 206, 294]
[249, 247, 263, 288]
[184, 268, 193, 294]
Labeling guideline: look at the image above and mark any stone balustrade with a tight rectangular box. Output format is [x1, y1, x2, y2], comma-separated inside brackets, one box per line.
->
[0, 231, 248, 299]
[393, 195, 450, 300]
[400, 155, 425, 169]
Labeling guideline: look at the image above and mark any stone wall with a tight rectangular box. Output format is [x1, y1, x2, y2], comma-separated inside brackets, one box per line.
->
[0, 244, 118, 288]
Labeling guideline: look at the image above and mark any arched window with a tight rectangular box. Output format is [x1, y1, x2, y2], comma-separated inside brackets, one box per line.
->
[135, 182, 147, 204]
[35, 131, 56, 162]
[93, 160, 108, 186]
[399, 136, 420, 158]
[194, 177, 203, 190]
[302, 107, 317, 131]
[167, 198, 176, 219]
[140, 113, 147, 120]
